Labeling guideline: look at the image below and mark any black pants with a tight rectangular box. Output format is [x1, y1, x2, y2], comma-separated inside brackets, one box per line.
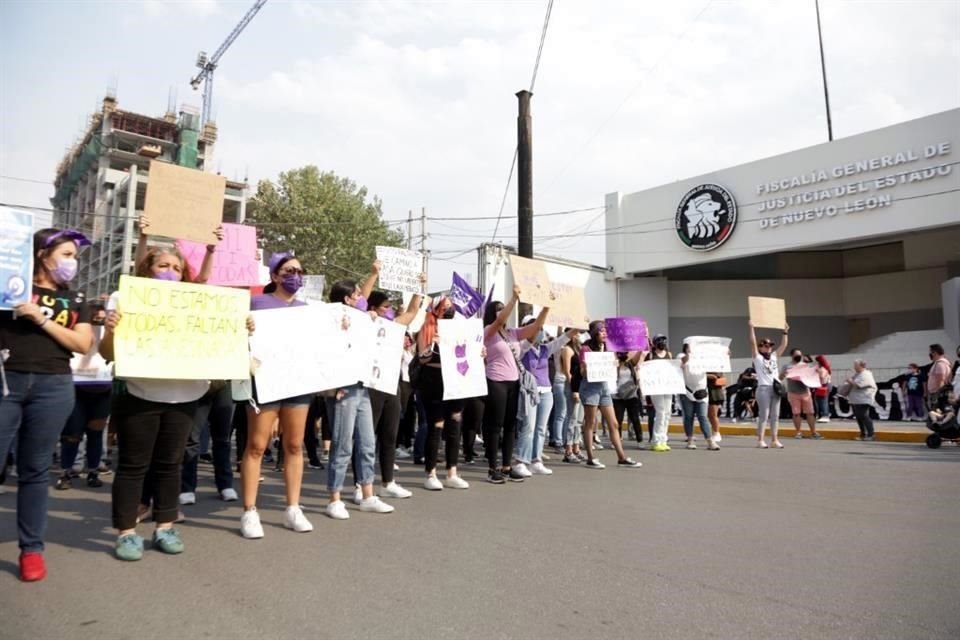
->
[113, 395, 197, 529]
[852, 404, 874, 437]
[397, 381, 417, 449]
[644, 399, 655, 441]
[370, 387, 402, 483]
[418, 367, 465, 472]
[461, 395, 485, 462]
[182, 384, 235, 493]
[484, 379, 519, 469]
[304, 395, 326, 465]
[613, 397, 643, 442]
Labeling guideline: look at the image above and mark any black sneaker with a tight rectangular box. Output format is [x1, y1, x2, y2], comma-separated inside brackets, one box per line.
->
[562, 453, 581, 464]
[67, 469, 81, 479]
[198, 453, 214, 464]
[486, 469, 506, 484]
[86, 471, 103, 488]
[507, 468, 526, 482]
[55, 473, 72, 490]
[308, 461, 324, 470]
[617, 458, 642, 468]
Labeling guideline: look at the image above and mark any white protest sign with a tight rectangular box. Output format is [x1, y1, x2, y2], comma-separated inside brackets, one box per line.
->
[366, 317, 406, 395]
[438, 317, 487, 400]
[295, 275, 326, 304]
[376, 246, 423, 294]
[684, 336, 732, 373]
[71, 350, 113, 385]
[584, 351, 617, 384]
[786, 363, 822, 388]
[639, 359, 686, 395]
[249, 303, 362, 403]
[403, 291, 430, 334]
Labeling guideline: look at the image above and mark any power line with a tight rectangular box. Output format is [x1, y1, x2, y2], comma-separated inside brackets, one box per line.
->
[529, 0, 555, 92]
[0, 175, 51, 185]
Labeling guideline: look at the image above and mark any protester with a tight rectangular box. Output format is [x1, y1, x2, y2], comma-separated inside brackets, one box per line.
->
[706, 371, 725, 443]
[899, 363, 926, 421]
[0, 228, 94, 581]
[783, 348, 823, 440]
[643, 333, 674, 452]
[731, 367, 758, 423]
[814, 355, 832, 423]
[927, 344, 952, 412]
[612, 350, 645, 447]
[846, 360, 878, 441]
[561, 332, 586, 463]
[180, 382, 238, 505]
[749, 320, 790, 448]
[680, 344, 718, 450]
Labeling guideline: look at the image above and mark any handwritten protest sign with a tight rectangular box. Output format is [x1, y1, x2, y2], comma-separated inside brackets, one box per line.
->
[296, 275, 327, 304]
[71, 347, 113, 385]
[439, 317, 487, 400]
[249, 303, 362, 403]
[376, 246, 423, 294]
[786, 363, 822, 388]
[638, 359, 686, 395]
[748, 296, 786, 330]
[112, 275, 250, 380]
[176, 223, 260, 286]
[143, 161, 225, 244]
[684, 336, 732, 372]
[509, 255, 553, 307]
[366, 316, 406, 395]
[604, 317, 648, 351]
[0, 207, 34, 310]
[584, 351, 617, 384]
[545, 282, 590, 329]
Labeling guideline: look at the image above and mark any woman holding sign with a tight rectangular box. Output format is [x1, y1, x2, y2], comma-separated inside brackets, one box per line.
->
[644, 334, 674, 452]
[749, 320, 790, 448]
[0, 228, 94, 581]
[579, 321, 642, 469]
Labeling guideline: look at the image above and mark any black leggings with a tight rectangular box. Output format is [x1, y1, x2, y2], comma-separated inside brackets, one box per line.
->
[396, 381, 416, 449]
[461, 395, 485, 461]
[613, 397, 643, 442]
[483, 379, 519, 470]
[418, 367, 464, 473]
[370, 387, 402, 483]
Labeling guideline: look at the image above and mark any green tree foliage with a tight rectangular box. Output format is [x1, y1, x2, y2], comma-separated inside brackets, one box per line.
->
[248, 166, 404, 289]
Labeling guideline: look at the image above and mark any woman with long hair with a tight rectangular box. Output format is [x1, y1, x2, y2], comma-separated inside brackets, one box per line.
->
[0, 228, 94, 581]
[749, 320, 790, 448]
[612, 350, 644, 447]
[561, 331, 586, 464]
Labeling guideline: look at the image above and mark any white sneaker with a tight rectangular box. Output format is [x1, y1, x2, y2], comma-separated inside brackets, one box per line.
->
[352, 484, 363, 505]
[530, 461, 553, 475]
[395, 447, 411, 460]
[283, 505, 314, 532]
[817, 417, 830, 423]
[686, 440, 697, 450]
[325, 500, 350, 520]
[513, 462, 533, 478]
[380, 481, 412, 499]
[240, 508, 264, 539]
[359, 496, 395, 514]
[220, 488, 239, 502]
[393, 463, 400, 472]
[714, 432, 723, 442]
[444, 475, 470, 489]
[178, 491, 196, 505]
[423, 475, 443, 491]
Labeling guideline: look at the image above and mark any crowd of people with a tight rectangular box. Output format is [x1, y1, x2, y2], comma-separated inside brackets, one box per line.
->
[2, 226, 959, 582]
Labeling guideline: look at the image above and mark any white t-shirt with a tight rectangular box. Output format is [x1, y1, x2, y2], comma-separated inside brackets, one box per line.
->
[107, 291, 209, 404]
[683, 365, 708, 403]
[753, 354, 781, 387]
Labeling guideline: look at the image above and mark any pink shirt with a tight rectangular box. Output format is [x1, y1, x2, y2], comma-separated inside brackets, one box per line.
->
[484, 328, 520, 382]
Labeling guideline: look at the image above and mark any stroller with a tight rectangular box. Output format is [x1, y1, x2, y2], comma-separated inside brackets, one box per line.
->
[925, 400, 960, 449]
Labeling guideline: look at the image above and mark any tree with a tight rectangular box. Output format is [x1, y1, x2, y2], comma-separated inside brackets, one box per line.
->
[248, 166, 404, 290]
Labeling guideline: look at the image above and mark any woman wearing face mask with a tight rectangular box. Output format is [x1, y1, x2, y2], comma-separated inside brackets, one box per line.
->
[0, 228, 94, 581]
[612, 350, 645, 448]
[643, 334, 674, 452]
[238, 252, 315, 539]
[748, 320, 790, 449]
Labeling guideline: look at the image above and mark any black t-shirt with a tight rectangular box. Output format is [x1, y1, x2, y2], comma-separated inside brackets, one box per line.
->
[904, 373, 924, 397]
[1, 286, 91, 375]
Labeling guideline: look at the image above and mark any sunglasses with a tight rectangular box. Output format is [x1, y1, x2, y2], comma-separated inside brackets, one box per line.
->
[44, 229, 91, 248]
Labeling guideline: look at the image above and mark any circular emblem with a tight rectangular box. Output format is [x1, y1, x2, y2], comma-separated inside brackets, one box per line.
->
[675, 184, 737, 251]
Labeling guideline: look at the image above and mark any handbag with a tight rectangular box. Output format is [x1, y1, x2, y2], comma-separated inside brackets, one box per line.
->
[772, 379, 785, 397]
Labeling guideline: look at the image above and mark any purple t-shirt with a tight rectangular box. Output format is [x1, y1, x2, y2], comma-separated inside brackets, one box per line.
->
[250, 294, 307, 311]
[484, 328, 520, 382]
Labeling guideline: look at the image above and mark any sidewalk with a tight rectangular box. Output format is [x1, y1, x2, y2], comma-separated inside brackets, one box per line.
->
[666, 419, 929, 443]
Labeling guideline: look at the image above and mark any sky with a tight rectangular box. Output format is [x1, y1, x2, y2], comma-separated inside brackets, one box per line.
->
[1, 0, 958, 291]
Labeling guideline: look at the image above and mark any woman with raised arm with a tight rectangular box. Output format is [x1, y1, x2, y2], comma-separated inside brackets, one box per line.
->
[749, 320, 790, 448]
[643, 333, 674, 452]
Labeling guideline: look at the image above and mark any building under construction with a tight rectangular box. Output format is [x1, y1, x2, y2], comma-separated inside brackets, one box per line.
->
[50, 91, 249, 298]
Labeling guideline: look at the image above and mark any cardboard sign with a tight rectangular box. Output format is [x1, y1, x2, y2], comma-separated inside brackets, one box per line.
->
[249, 303, 363, 403]
[296, 275, 327, 304]
[584, 351, 617, 384]
[0, 207, 34, 310]
[176, 223, 261, 286]
[785, 363, 822, 388]
[509, 255, 553, 307]
[143, 161, 225, 244]
[604, 317, 648, 352]
[439, 317, 488, 400]
[684, 336, 732, 372]
[748, 296, 787, 330]
[366, 316, 406, 395]
[638, 359, 686, 395]
[376, 246, 423, 294]
[112, 276, 250, 380]
[71, 345, 113, 385]
[545, 282, 590, 330]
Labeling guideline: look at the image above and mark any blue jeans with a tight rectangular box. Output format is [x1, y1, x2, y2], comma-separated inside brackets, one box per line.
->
[327, 384, 376, 493]
[182, 384, 235, 494]
[680, 396, 712, 440]
[0, 372, 75, 552]
[550, 376, 568, 446]
[564, 392, 584, 446]
[515, 389, 554, 464]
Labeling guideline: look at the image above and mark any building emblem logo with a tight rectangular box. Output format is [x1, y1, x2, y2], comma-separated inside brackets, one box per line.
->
[675, 184, 737, 251]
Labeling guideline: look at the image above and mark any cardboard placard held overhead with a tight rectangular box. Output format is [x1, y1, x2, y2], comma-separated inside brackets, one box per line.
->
[509, 255, 553, 307]
[545, 282, 590, 329]
[143, 161, 225, 244]
[376, 246, 423, 294]
[748, 296, 787, 330]
[176, 223, 260, 286]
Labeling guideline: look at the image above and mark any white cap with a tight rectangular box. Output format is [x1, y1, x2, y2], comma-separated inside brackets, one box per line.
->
[521, 314, 536, 326]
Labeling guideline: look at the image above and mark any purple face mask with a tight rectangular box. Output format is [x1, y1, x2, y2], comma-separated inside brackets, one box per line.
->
[383, 308, 396, 321]
[354, 296, 368, 311]
[155, 270, 180, 282]
[281, 273, 303, 295]
[50, 258, 78, 284]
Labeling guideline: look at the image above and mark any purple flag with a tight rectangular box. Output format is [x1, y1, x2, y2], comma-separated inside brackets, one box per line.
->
[604, 317, 648, 352]
[450, 272, 484, 318]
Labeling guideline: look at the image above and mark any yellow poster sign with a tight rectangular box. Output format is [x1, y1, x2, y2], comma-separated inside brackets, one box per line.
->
[143, 161, 225, 244]
[509, 255, 553, 307]
[113, 275, 250, 380]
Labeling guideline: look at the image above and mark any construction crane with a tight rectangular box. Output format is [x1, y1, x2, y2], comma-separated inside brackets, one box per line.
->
[190, 0, 268, 127]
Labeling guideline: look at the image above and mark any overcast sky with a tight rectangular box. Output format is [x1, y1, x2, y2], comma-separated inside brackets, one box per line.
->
[2, 0, 958, 290]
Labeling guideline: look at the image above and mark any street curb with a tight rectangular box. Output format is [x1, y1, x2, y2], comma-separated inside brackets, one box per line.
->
[665, 423, 927, 443]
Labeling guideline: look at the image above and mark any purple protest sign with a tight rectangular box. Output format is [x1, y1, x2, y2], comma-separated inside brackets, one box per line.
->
[604, 317, 648, 352]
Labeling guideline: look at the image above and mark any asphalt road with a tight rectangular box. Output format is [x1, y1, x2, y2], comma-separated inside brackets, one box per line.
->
[1, 436, 958, 640]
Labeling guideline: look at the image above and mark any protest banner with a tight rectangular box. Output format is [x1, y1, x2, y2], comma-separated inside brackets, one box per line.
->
[684, 336, 732, 372]
[545, 282, 590, 329]
[376, 246, 423, 294]
[112, 275, 250, 380]
[604, 317, 648, 351]
[439, 317, 487, 400]
[142, 161, 225, 244]
[366, 316, 406, 395]
[71, 348, 113, 385]
[249, 303, 363, 403]
[638, 359, 686, 395]
[509, 255, 553, 307]
[748, 296, 787, 330]
[0, 207, 34, 310]
[176, 223, 261, 286]
[450, 272, 484, 318]
[584, 351, 617, 384]
[296, 275, 327, 304]
[786, 363, 822, 388]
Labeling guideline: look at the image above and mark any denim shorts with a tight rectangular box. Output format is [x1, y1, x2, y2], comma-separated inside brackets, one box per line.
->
[579, 381, 612, 408]
[251, 377, 313, 410]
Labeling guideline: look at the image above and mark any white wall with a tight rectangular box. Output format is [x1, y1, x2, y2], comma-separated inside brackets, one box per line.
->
[842, 268, 946, 315]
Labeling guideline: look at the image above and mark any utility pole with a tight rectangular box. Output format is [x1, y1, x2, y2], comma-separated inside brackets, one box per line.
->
[516, 89, 534, 319]
[420, 206, 428, 289]
[407, 209, 413, 250]
[815, 0, 833, 141]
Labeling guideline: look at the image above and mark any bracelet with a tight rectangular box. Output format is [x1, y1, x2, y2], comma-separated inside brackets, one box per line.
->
[206, 246, 216, 254]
